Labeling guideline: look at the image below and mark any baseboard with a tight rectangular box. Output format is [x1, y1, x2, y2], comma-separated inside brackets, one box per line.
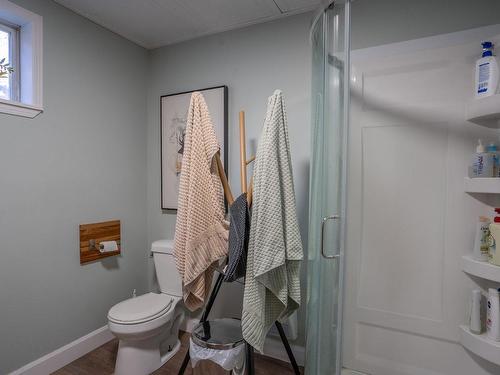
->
[9, 325, 114, 375]
[262, 336, 305, 366]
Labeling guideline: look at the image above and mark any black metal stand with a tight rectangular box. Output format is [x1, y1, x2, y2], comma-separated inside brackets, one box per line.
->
[177, 272, 225, 375]
[275, 321, 301, 375]
[177, 271, 300, 375]
[245, 342, 255, 375]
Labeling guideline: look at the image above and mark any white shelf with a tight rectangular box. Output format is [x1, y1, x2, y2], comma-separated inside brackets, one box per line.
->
[464, 177, 500, 193]
[460, 325, 500, 365]
[462, 255, 500, 282]
[466, 94, 500, 128]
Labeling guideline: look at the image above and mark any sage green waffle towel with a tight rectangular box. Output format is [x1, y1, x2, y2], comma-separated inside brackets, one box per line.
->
[242, 90, 303, 352]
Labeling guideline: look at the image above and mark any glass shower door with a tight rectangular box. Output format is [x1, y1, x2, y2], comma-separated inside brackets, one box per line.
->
[305, 1, 350, 374]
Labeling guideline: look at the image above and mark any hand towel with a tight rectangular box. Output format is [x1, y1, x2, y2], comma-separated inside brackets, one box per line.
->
[174, 92, 229, 311]
[224, 193, 250, 282]
[242, 90, 303, 352]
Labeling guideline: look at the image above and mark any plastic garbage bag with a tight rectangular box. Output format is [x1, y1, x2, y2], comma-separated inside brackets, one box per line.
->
[189, 338, 245, 374]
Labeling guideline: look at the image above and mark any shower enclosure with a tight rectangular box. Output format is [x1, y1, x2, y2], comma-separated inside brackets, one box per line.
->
[306, 1, 350, 374]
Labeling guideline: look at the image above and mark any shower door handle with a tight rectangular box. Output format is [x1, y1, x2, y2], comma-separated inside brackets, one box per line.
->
[321, 215, 340, 259]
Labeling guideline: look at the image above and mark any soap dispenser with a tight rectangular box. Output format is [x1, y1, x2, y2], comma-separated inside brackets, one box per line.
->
[475, 41, 499, 98]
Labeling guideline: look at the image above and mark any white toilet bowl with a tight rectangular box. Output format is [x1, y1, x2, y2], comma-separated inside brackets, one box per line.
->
[108, 240, 185, 375]
[108, 292, 184, 375]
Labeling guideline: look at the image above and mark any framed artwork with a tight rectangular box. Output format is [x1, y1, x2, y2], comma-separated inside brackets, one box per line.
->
[160, 85, 228, 210]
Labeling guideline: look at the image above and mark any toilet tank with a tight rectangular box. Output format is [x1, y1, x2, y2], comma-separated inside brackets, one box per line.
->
[151, 240, 182, 297]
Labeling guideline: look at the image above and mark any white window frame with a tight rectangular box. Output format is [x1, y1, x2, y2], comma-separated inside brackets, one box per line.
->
[0, 18, 20, 101]
[0, 0, 42, 118]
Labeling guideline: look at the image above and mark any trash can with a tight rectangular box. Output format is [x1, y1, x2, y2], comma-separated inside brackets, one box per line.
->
[190, 318, 246, 375]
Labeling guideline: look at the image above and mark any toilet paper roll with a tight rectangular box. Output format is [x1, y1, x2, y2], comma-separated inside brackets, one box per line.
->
[99, 240, 118, 253]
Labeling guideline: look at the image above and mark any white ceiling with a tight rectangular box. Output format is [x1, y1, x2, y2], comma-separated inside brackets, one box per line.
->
[54, 0, 321, 49]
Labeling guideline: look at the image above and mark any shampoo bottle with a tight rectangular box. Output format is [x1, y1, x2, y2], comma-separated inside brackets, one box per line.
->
[487, 143, 499, 177]
[473, 216, 491, 262]
[489, 208, 500, 266]
[472, 139, 494, 177]
[475, 41, 499, 98]
[487, 288, 500, 341]
[471, 289, 482, 334]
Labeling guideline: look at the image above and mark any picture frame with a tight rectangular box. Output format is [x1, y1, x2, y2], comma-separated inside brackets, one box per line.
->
[160, 85, 228, 210]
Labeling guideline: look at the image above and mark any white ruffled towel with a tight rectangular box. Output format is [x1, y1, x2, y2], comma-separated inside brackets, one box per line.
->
[174, 92, 229, 312]
[242, 90, 303, 352]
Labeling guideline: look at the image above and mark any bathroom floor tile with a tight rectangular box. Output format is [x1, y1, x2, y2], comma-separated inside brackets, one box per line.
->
[53, 331, 303, 374]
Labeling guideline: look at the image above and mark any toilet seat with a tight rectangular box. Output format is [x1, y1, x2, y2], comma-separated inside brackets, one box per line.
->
[108, 292, 175, 325]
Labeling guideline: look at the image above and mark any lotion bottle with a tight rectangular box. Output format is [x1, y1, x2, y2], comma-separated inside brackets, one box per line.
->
[487, 288, 500, 341]
[473, 216, 491, 262]
[475, 41, 499, 98]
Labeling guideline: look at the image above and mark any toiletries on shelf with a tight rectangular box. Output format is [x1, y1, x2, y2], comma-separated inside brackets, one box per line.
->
[487, 288, 500, 341]
[472, 139, 494, 177]
[473, 216, 491, 262]
[471, 289, 483, 334]
[475, 41, 499, 98]
[487, 143, 500, 177]
[489, 208, 500, 266]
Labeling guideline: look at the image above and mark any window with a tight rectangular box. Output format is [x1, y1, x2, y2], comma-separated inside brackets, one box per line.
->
[0, 1, 42, 118]
[0, 19, 19, 102]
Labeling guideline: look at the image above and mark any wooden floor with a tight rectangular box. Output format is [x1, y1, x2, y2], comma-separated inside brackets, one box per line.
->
[54, 331, 303, 374]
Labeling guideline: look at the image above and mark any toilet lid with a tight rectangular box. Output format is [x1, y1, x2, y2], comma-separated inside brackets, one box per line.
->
[108, 292, 174, 324]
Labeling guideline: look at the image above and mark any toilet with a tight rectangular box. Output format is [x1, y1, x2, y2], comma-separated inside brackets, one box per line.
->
[108, 240, 184, 375]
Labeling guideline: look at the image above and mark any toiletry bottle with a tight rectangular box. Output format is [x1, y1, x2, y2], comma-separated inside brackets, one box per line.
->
[475, 41, 499, 98]
[472, 139, 494, 177]
[487, 143, 499, 177]
[473, 216, 491, 262]
[489, 208, 500, 266]
[471, 289, 482, 334]
[487, 288, 500, 341]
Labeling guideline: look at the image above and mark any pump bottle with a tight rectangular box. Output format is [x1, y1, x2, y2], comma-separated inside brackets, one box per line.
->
[475, 41, 499, 98]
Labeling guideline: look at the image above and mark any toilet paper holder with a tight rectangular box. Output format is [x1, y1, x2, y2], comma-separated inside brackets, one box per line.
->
[89, 239, 121, 251]
[79, 220, 121, 264]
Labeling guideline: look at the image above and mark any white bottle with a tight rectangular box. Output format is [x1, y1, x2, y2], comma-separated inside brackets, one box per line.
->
[470, 289, 482, 334]
[472, 139, 494, 177]
[475, 41, 499, 98]
[473, 216, 491, 261]
[487, 288, 500, 341]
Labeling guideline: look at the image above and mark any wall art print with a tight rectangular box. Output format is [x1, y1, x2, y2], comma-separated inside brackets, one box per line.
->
[160, 85, 228, 210]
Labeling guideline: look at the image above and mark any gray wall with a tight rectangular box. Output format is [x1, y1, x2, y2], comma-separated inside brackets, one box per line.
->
[0, 0, 148, 372]
[147, 13, 312, 344]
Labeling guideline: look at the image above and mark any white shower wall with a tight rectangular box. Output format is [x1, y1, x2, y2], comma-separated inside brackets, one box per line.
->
[343, 25, 500, 375]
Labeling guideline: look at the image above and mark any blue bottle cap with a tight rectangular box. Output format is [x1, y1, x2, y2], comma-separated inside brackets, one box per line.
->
[482, 41, 494, 49]
[487, 143, 498, 152]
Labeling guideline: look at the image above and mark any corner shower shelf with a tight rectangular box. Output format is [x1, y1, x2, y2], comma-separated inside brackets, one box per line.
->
[462, 255, 500, 282]
[466, 94, 500, 128]
[464, 177, 500, 193]
[460, 325, 500, 366]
